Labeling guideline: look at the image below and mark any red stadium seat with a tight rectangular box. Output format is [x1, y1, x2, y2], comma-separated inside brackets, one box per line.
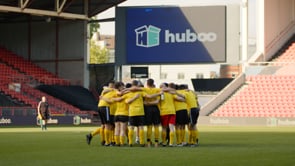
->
[213, 72, 295, 118]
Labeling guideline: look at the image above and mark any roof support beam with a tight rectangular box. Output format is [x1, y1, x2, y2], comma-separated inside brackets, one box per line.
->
[19, 0, 31, 10]
[56, 0, 67, 14]
[84, 0, 89, 17]
[88, 17, 115, 23]
[0, 5, 89, 20]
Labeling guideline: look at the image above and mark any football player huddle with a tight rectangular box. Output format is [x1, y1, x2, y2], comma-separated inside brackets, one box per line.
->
[86, 79, 200, 148]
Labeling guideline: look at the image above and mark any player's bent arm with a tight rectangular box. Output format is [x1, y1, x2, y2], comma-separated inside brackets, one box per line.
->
[126, 94, 140, 104]
[37, 102, 41, 115]
[125, 87, 143, 92]
[100, 96, 113, 104]
[112, 97, 124, 102]
[101, 87, 113, 95]
[145, 99, 160, 105]
[144, 92, 161, 99]
[121, 89, 131, 95]
[174, 96, 185, 102]
[162, 87, 173, 92]
[175, 92, 185, 99]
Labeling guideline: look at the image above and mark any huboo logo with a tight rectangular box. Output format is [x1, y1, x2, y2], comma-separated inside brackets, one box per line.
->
[135, 25, 217, 48]
[135, 25, 161, 48]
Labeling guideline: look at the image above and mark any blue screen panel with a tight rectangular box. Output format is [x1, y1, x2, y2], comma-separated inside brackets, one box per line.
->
[126, 6, 225, 64]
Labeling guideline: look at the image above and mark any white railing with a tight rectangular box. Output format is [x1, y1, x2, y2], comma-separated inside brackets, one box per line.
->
[201, 73, 246, 116]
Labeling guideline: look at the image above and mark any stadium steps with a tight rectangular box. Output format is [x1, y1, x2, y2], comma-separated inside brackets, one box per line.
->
[0, 62, 37, 106]
[211, 75, 295, 117]
[21, 85, 88, 115]
[0, 47, 70, 85]
[0, 49, 89, 115]
[36, 85, 98, 112]
[0, 91, 23, 106]
[211, 39, 295, 118]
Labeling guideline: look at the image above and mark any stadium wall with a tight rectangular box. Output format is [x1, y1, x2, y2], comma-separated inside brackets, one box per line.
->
[120, 64, 221, 89]
[201, 73, 246, 116]
[0, 19, 89, 87]
[0, 22, 28, 57]
[1, 115, 294, 127]
[0, 115, 93, 126]
[264, 0, 295, 61]
[199, 116, 295, 126]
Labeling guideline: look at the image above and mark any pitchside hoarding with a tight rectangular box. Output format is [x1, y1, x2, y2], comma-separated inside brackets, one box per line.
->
[0, 116, 92, 126]
[116, 6, 226, 64]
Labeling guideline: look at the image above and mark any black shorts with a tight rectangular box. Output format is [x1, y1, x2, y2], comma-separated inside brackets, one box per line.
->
[98, 106, 114, 124]
[40, 112, 49, 120]
[189, 107, 200, 125]
[144, 105, 161, 125]
[115, 115, 129, 123]
[129, 116, 145, 126]
[109, 115, 114, 124]
[176, 109, 189, 125]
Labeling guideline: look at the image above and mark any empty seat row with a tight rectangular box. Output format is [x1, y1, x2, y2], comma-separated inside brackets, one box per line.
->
[0, 48, 70, 85]
[212, 73, 295, 118]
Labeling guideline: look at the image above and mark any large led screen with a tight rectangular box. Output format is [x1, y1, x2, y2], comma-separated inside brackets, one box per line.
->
[116, 6, 226, 64]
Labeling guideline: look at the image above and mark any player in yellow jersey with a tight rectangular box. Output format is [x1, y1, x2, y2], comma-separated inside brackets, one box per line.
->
[182, 84, 200, 147]
[98, 80, 117, 146]
[169, 83, 189, 147]
[158, 82, 185, 147]
[124, 80, 161, 147]
[86, 80, 116, 146]
[124, 80, 147, 147]
[142, 79, 161, 147]
[86, 127, 102, 145]
[111, 82, 129, 146]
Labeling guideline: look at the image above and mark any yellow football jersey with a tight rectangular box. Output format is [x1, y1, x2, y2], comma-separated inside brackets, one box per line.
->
[158, 92, 176, 115]
[174, 90, 187, 111]
[114, 94, 129, 116]
[98, 89, 117, 115]
[186, 90, 198, 109]
[125, 91, 146, 116]
[142, 87, 161, 104]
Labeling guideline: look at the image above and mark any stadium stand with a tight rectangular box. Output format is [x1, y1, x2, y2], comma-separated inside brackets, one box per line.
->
[36, 85, 98, 112]
[0, 47, 70, 85]
[212, 75, 295, 117]
[211, 42, 295, 118]
[272, 43, 295, 65]
[0, 92, 23, 107]
[0, 46, 95, 116]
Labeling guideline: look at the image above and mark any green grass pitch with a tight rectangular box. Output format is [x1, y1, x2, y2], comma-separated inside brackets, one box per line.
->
[1, 125, 295, 166]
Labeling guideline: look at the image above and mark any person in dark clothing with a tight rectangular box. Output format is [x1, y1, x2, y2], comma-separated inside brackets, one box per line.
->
[37, 96, 49, 131]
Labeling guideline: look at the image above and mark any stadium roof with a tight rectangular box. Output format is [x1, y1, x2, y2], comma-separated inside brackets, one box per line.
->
[0, 0, 126, 22]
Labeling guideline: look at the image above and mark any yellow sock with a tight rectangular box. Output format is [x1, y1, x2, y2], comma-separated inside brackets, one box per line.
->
[120, 136, 125, 145]
[181, 129, 186, 143]
[128, 129, 134, 145]
[161, 130, 167, 145]
[91, 128, 101, 137]
[188, 129, 193, 144]
[196, 129, 199, 143]
[154, 126, 160, 142]
[139, 129, 145, 145]
[115, 135, 120, 145]
[192, 130, 198, 144]
[110, 130, 115, 143]
[169, 131, 175, 145]
[176, 129, 181, 144]
[147, 126, 152, 142]
[100, 128, 105, 143]
[104, 129, 110, 145]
